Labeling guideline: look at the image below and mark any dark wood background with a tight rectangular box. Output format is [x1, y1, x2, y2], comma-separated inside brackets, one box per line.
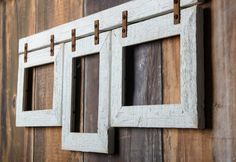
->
[0, 0, 236, 161]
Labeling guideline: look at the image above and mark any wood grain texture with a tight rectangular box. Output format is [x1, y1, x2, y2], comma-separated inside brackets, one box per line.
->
[32, 0, 83, 161]
[162, 36, 180, 104]
[162, 36, 213, 162]
[1, 0, 236, 161]
[83, 54, 99, 133]
[0, 0, 35, 161]
[33, 64, 54, 110]
[0, 0, 5, 160]
[211, 0, 236, 161]
[84, 40, 163, 161]
[163, 1, 236, 161]
[84, 0, 127, 160]
[1, 0, 83, 160]
[83, 0, 162, 160]
[124, 41, 162, 106]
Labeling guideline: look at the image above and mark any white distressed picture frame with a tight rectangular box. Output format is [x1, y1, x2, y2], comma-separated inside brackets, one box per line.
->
[62, 32, 113, 153]
[16, 44, 63, 127]
[111, 6, 204, 128]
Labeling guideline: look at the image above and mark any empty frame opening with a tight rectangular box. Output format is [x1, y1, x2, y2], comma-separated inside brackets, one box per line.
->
[23, 63, 54, 111]
[123, 36, 180, 106]
[70, 54, 99, 133]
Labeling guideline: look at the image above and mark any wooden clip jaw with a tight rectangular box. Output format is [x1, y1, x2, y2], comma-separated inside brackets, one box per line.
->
[174, 0, 180, 24]
[50, 35, 54, 56]
[122, 10, 128, 38]
[94, 20, 99, 45]
[24, 43, 28, 63]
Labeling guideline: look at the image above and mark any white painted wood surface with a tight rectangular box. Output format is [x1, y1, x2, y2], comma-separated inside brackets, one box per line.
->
[16, 44, 64, 127]
[111, 6, 204, 128]
[62, 32, 113, 153]
[18, 0, 204, 54]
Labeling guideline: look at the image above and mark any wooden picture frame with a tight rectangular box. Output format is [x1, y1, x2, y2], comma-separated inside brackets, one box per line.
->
[62, 32, 113, 153]
[16, 44, 63, 127]
[111, 6, 204, 128]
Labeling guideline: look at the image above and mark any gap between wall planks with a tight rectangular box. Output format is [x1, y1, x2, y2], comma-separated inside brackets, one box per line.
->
[1, 0, 236, 162]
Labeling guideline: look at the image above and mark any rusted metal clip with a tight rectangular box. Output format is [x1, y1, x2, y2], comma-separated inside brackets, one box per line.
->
[50, 35, 54, 56]
[122, 10, 128, 38]
[24, 43, 28, 63]
[94, 20, 99, 45]
[72, 29, 76, 52]
[174, 0, 180, 24]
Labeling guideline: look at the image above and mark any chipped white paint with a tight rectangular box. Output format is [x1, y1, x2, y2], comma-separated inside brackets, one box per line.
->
[111, 6, 205, 128]
[18, 0, 203, 54]
[62, 32, 113, 153]
[16, 44, 64, 127]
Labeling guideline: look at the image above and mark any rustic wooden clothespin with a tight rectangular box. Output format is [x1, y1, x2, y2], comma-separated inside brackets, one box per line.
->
[173, 0, 180, 24]
[50, 34, 54, 56]
[24, 43, 28, 63]
[72, 29, 76, 52]
[122, 10, 128, 38]
[94, 20, 99, 45]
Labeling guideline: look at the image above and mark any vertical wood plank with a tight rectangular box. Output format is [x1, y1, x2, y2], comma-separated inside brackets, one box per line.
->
[32, 64, 53, 162]
[17, 0, 37, 161]
[162, 36, 213, 162]
[33, 64, 54, 110]
[0, 1, 5, 160]
[83, 1, 163, 162]
[0, 0, 36, 161]
[32, 0, 84, 162]
[84, 0, 128, 161]
[162, 36, 180, 104]
[82, 0, 132, 136]
[123, 41, 163, 162]
[83, 54, 99, 133]
[211, 0, 236, 161]
[124, 42, 163, 106]
[162, 1, 236, 161]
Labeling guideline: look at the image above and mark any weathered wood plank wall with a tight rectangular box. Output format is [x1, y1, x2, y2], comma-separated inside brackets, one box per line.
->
[0, 0, 236, 162]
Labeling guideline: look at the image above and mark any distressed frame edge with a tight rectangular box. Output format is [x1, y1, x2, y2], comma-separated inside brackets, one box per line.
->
[110, 6, 205, 129]
[62, 32, 113, 154]
[16, 45, 64, 127]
